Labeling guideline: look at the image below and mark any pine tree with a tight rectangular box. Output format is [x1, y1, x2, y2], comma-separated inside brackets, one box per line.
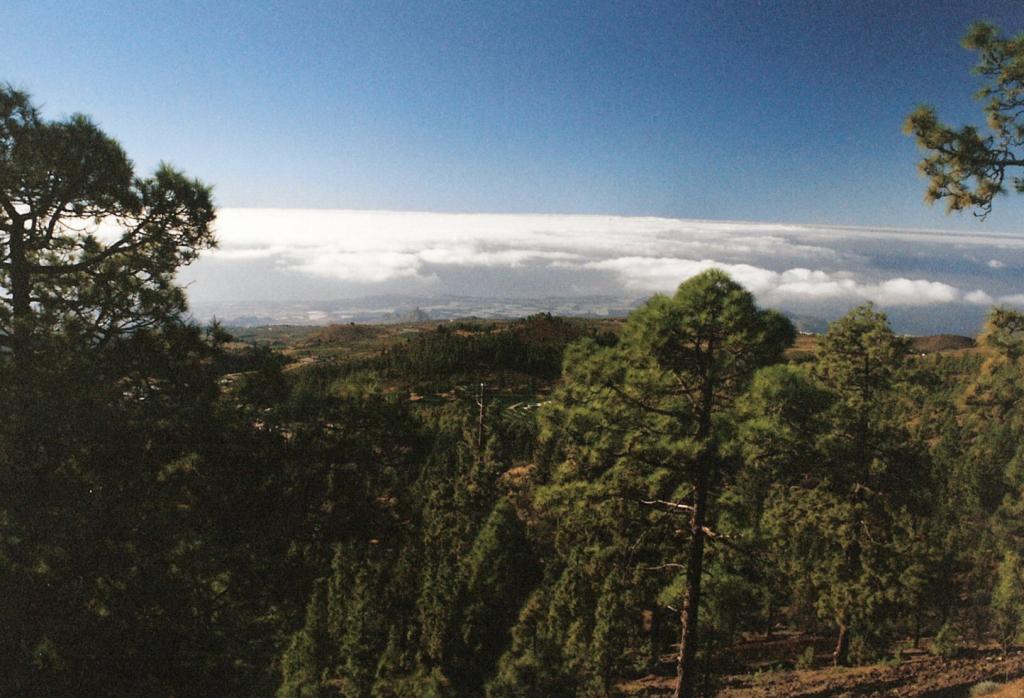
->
[761, 305, 932, 665]
[508, 270, 793, 697]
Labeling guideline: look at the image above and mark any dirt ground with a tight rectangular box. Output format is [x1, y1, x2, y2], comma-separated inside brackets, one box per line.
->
[619, 643, 1024, 697]
[988, 677, 1024, 697]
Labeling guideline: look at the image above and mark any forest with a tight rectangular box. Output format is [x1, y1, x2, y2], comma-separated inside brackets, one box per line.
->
[7, 20, 1024, 697]
[7, 239, 1024, 696]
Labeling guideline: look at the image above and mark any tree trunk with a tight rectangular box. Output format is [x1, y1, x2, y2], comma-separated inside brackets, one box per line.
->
[5, 217, 35, 475]
[914, 607, 921, 649]
[832, 624, 849, 667]
[673, 469, 708, 698]
[673, 362, 717, 698]
[476, 382, 486, 455]
[8, 220, 32, 365]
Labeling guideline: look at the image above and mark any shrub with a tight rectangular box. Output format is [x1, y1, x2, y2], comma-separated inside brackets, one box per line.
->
[930, 623, 959, 658]
[969, 680, 1002, 697]
[795, 646, 816, 670]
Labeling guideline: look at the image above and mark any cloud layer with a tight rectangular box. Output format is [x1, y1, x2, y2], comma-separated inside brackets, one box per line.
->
[180, 208, 1024, 331]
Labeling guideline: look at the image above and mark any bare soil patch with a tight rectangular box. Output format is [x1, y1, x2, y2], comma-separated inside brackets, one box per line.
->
[619, 644, 1024, 697]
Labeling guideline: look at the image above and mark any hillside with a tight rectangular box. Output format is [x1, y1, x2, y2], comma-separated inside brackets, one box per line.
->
[229, 319, 980, 369]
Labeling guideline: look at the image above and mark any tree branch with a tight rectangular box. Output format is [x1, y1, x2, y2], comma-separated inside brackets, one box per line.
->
[640, 563, 686, 572]
[639, 498, 696, 514]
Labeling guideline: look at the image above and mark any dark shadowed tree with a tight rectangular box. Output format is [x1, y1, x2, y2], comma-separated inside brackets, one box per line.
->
[0, 87, 307, 697]
[0, 85, 215, 361]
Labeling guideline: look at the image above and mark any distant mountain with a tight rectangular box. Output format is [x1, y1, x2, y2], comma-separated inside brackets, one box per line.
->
[189, 295, 988, 336]
[188, 295, 639, 327]
[392, 307, 431, 323]
[784, 312, 830, 334]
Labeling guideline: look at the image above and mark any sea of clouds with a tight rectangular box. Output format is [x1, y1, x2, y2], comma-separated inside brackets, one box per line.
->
[181, 209, 1024, 333]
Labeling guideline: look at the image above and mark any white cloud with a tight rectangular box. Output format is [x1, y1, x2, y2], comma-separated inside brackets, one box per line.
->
[205, 209, 849, 280]
[859, 278, 960, 305]
[418, 247, 583, 267]
[180, 208, 1024, 315]
[581, 257, 964, 306]
[292, 250, 431, 283]
[965, 289, 995, 305]
[210, 247, 285, 260]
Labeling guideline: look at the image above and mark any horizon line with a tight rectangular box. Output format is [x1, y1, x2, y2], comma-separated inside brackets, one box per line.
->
[210, 206, 1024, 240]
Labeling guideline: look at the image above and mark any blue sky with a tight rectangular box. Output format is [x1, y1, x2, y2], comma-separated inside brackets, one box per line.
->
[9, 1, 1024, 229]
[10, 1, 1024, 333]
